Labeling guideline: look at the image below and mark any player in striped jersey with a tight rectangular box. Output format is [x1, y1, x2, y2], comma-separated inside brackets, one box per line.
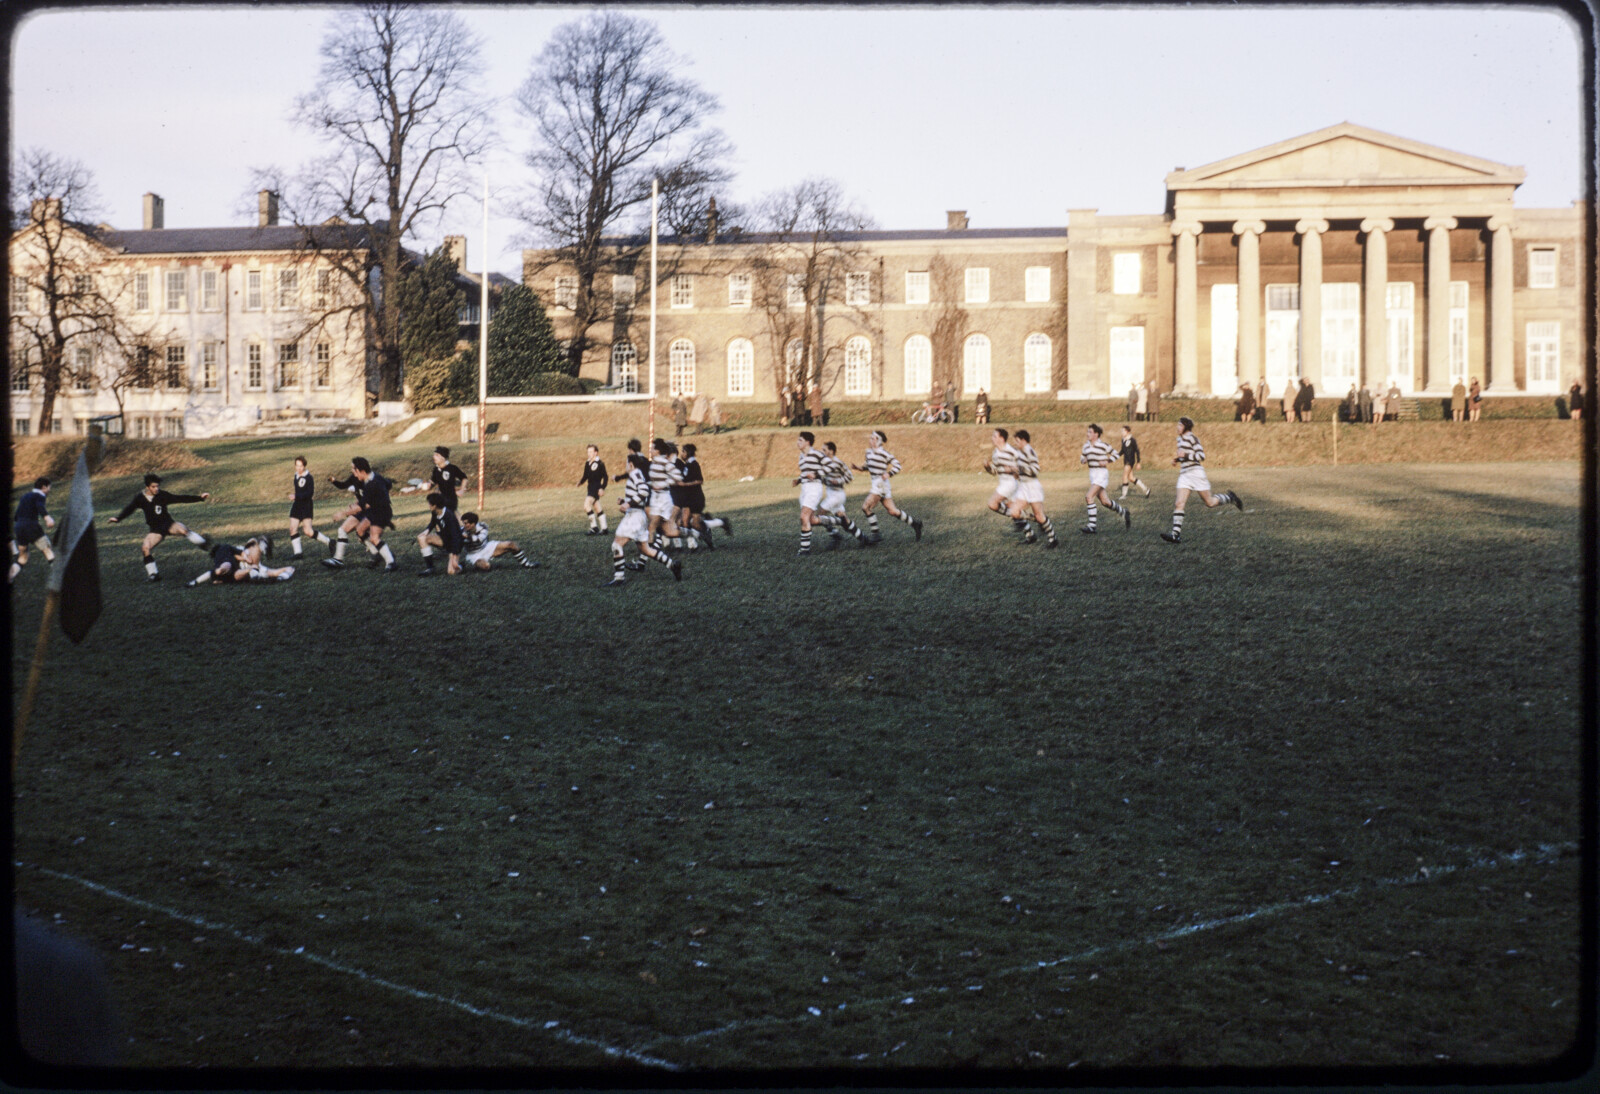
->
[1079, 424, 1131, 533]
[984, 428, 1029, 537]
[819, 442, 870, 548]
[1161, 417, 1243, 543]
[603, 452, 682, 586]
[674, 443, 731, 550]
[458, 513, 540, 571]
[792, 431, 828, 555]
[851, 431, 922, 541]
[1117, 426, 1151, 499]
[1007, 429, 1058, 547]
[646, 437, 703, 552]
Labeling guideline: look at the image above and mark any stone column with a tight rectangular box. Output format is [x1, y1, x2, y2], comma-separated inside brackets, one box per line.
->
[1487, 216, 1514, 391]
[1066, 209, 1100, 392]
[1360, 217, 1394, 387]
[1234, 220, 1266, 385]
[1171, 221, 1202, 394]
[1296, 219, 1328, 389]
[1424, 216, 1457, 392]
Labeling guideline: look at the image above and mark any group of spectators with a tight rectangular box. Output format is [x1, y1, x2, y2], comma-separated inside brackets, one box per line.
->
[1232, 378, 1323, 423]
[671, 392, 724, 437]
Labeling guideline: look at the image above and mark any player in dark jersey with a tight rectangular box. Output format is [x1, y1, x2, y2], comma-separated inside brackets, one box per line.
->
[10, 477, 55, 583]
[322, 457, 398, 572]
[401, 446, 468, 507]
[108, 474, 212, 581]
[672, 443, 730, 551]
[185, 536, 294, 586]
[1117, 426, 1151, 499]
[287, 456, 333, 559]
[576, 445, 609, 535]
[417, 492, 464, 576]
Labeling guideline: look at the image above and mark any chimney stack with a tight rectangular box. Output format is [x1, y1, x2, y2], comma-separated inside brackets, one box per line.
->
[142, 193, 164, 231]
[705, 197, 719, 244]
[946, 210, 968, 231]
[443, 235, 467, 270]
[258, 190, 280, 227]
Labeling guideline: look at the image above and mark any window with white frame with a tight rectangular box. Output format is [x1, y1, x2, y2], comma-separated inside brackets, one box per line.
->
[1113, 253, 1142, 295]
[131, 415, 151, 439]
[72, 274, 93, 296]
[165, 270, 187, 311]
[964, 268, 989, 304]
[314, 343, 332, 388]
[245, 270, 262, 310]
[844, 336, 872, 395]
[10, 351, 30, 392]
[163, 415, 185, 439]
[277, 269, 298, 309]
[613, 274, 636, 307]
[611, 341, 638, 393]
[1025, 267, 1051, 303]
[670, 274, 693, 309]
[10, 275, 29, 314]
[1023, 333, 1052, 392]
[785, 339, 804, 385]
[1528, 246, 1558, 289]
[727, 338, 755, 397]
[201, 269, 219, 310]
[905, 271, 930, 305]
[164, 345, 186, 389]
[49, 416, 64, 434]
[1321, 283, 1360, 388]
[1448, 282, 1469, 385]
[277, 342, 300, 388]
[135, 272, 151, 311]
[1264, 283, 1300, 392]
[962, 333, 991, 393]
[846, 272, 870, 307]
[246, 343, 264, 389]
[1526, 321, 1560, 390]
[1386, 282, 1414, 388]
[12, 418, 29, 436]
[903, 334, 932, 397]
[71, 346, 94, 390]
[201, 343, 220, 390]
[555, 275, 578, 310]
[315, 269, 331, 308]
[1109, 327, 1146, 392]
[73, 416, 92, 435]
[669, 338, 696, 394]
[727, 273, 751, 308]
[131, 346, 153, 388]
[786, 273, 805, 309]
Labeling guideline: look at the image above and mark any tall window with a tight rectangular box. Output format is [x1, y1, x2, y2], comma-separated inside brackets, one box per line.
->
[668, 338, 696, 395]
[12, 418, 28, 436]
[71, 347, 94, 390]
[964, 268, 989, 304]
[131, 346, 153, 388]
[612, 274, 636, 307]
[134, 272, 151, 311]
[846, 272, 870, 307]
[315, 269, 332, 308]
[727, 273, 751, 308]
[201, 269, 219, 310]
[611, 341, 638, 393]
[962, 334, 991, 393]
[1264, 283, 1300, 392]
[1025, 267, 1051, 303]
[1386, 282, 1414, 388]
[10, 351, 30, 392]
[727, 338, 755, 397]
[786, 273, 805, 309]
[903, 334, 932, 397]
[1109, 327, 1145, 392]
[165, 270, 186, 311]
[1113, 253, 1141, 295]
[844, 336, 872, 396]
[276, 269, 298, 309]
[1321, 283, 1360, 389]
[670, 274, 693, 309]
[1448, 281, 1469, 385]
[246, 343, 263, 389]
[10, 275, 29, 314]
[1528, 246, 1558, 289]
[277, 342, 300, 388]
[1023, 333, 1052, 393]
[314, 343, 332, 389]
[554, 276, 578, 310]
[1210, 284, 1238, 396]
[245, 270, 262, 310]
[1526, 321, 1560, 390]
[201, 343, 220, 390]
[165, 345, 186, 389]
[905, 271, 930, 305]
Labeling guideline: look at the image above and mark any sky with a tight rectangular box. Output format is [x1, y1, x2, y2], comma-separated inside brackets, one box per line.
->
[10, 4, 1590, 281]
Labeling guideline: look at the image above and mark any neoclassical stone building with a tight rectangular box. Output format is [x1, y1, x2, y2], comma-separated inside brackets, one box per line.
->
[525, 124, 1588, 404]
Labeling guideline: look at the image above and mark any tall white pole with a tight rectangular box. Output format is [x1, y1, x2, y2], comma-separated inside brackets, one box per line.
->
[648, 177, 658, 445]
[477, 172, 489, 512]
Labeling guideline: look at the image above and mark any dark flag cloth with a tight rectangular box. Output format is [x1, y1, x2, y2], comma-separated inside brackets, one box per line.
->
[48, 449, 102, 644]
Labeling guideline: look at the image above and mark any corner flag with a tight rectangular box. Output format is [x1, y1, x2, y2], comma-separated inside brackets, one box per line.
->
[48, 449, 102, 644]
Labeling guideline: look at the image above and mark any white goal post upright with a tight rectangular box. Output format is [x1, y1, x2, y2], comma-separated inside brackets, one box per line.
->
[648, 176, 659, 447]
[477, 172, 489, 513]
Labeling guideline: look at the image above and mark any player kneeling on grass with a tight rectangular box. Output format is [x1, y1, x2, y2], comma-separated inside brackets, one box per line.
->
[107, 473, 212, 582]
[459, 512, 539, 572]
[186, 536, 294, 586]
[1006, 430, 1059, 547]
[604, 453, 681, 586]
[10, 477, 56, 583]
[852, 431, 922, 542]
[1079, 424, 1131, 534]
[417, 493, 463, 576]
[1161, 416, 1243, 544]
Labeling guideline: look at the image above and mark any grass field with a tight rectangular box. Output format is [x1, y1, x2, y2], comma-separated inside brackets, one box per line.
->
[9, 446, 1587, 1076]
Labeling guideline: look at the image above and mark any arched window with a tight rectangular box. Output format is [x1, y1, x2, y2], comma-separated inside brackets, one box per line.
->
[669, 339, 696, 396]
[611, 341, 638, 393]
[784, 339, 804, 386]
[844, 336, 872, 396]
[1023, 333, 1052, 393]
[962, 334, 991, 394]
[903, 334, 932, 397]
[726, 338, 754, 397]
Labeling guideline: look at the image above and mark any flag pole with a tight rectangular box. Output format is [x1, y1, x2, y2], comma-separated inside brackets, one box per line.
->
[13, 592, 59, 767]
[477, 171, 489, 513]
[648, 176, 658, 447]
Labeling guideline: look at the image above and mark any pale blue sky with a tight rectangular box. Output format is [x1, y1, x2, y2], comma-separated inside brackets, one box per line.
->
[11, 5, 1589, 279]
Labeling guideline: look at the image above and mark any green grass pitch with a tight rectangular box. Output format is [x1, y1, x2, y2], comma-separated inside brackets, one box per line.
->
[10, 452, 1584, 1073]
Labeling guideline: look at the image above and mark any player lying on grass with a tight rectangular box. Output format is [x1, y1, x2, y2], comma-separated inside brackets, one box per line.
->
[459, 512, 539, 572]
[186, 536, 294, 586]
[1079, 424, 1131, 534]
[851, 431, 922, 542]
[107, 473, 212, 582]
[1007, 429, 1059, 546]
[417, 492, 463, 576]
[603, 452, 682, 586]
[10, 476, 55, 583]
[1161, 417, 1244, 544]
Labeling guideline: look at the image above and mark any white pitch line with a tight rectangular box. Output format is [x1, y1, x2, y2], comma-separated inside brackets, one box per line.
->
[648, 840, 1578, 1050]
[18, 863, 681, 1072]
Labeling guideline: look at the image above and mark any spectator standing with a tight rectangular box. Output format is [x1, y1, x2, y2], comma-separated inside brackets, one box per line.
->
[1235, 384, 1256, 422]
[1451, 380, 1467, 422]
[1255, 378, 1269, 417]
[943, 380, 958, 423]
[1281, 381, 1296, 422]
[1145, 380, 1161, 422]
[690, 391, 709, 433]
[1569, 381, 1584, 421]
[672, 395, 687, 438]
[1468, 378, 1483, 421]
[1128, 383, 1140, 422]
[1296, 378, 1316, 422]
[1343, 385, 1359, 423]
[1386, 382, 1403, 421]
[1135, 381, 1149, 421]
[1372, 385, 1388, 424]
[1358, 383, 1374, 422]
[706, 398, 723, 434]
[975, 389, 990, 424]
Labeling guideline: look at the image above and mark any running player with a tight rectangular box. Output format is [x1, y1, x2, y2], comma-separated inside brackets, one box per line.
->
[646, 437, 699, 552]
[819, 441, 869, 548]
[459, 512, 540, 572]
[674, 443, 730, 549]
[793, 431, 828, 555]
[983, 428, 1028, 537]
[602, 452, 681, 586]
[322, 457, 398, 571]
[185, 536, 294, 586]
[852, 431, 922, 542]
[10, 477, 55, 583]
[287, 456, 334, 559]
[1078, 424, 1131, 534]
[1161, 417, 1244, 543]
[107, 474, 212, 582]
[576, 445, 609, 535]
[1008, 429, 1059, 547]
[417, 492, 464, 576]
[1118, 425, 1151, 499]
[401, 446, 468, 507]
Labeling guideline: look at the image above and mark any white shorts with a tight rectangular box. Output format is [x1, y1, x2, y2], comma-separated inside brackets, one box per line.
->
[822, 486, 847, 512]
[1016, 479, 1045, 505]
[869, 476, 892, 500]
[647, 492, 676, 520]
[993, 474, 1018, 500]
[616, 509, 649, 543]
[464, 541, 502, 566]
[1089, 468, 1110, 490]
[1176, 467, 1212, 494]
[799, 482, 825, 511]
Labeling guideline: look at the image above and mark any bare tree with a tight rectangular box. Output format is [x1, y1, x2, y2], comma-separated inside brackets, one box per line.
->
[8, 149, 137, 433]
[258, 2, 493, 401]
[515, 11, 733, 377]
[747, 179, 877, 421]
